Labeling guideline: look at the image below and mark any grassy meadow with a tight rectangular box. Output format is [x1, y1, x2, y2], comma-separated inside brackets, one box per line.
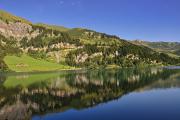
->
[4, 54, 76, 72]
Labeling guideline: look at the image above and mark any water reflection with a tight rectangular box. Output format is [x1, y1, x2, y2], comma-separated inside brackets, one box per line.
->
[0, 67, 180, 120]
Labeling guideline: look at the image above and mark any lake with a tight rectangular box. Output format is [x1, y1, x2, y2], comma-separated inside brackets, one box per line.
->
[0, 67, 180, 120]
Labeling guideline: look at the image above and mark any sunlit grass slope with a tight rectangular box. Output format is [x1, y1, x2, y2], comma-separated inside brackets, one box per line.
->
[0, 10, 31, 24]
[4, 54, 75, 72]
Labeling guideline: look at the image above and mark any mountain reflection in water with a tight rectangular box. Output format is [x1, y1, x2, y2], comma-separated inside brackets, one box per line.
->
[0, 67, 180, 120]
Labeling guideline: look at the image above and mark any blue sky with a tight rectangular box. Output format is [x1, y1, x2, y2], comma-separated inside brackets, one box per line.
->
[0, 0, 180, 42]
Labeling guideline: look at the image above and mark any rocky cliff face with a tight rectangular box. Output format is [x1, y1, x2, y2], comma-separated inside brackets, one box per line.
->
[0, 20, 39, 40]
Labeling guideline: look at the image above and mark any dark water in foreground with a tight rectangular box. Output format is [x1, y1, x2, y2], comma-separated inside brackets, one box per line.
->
[0, 67, 180, 120]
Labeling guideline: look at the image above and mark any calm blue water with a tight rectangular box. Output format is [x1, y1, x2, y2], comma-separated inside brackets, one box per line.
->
[32, 89, 180, 120]
[0, 67, 180, 120]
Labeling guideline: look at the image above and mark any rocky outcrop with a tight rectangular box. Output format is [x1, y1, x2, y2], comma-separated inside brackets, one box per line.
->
[75, 53, 89, 64]
[83, 31, 104, 39]
[0, 20, 39, 40]
[89, 52, 103, 58]
[49, 42, 76, 49]
[126, 54, 140, 60]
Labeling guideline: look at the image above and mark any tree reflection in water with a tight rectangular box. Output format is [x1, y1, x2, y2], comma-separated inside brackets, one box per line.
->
[0, 67, 179, 120]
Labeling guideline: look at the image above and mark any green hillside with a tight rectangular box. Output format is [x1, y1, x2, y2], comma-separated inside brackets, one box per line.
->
[35, 23, 69, 32]
[0, 10, 31, 24]
[0, 10, 179, 72]
[174, 49, 180, 56]
[131, 40, 180, 57]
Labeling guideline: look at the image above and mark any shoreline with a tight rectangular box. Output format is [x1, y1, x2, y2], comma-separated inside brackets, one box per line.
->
[1, 65, 180, 75]
[0, 68, 85, 75]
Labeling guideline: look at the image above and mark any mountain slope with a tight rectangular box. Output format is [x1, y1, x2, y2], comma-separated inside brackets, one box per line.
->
[131, 40, 180, 57]
[0, 10, 179, 72]
[35, 23, 69, 32]
[0, 10, 31, 24]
